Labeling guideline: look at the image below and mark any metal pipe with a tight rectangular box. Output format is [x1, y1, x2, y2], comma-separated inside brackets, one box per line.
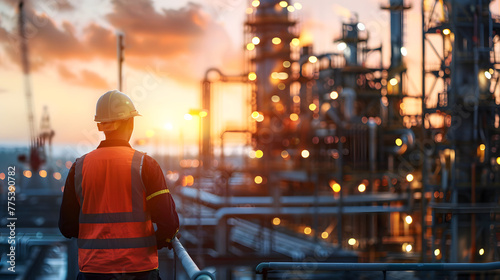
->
[172, 237, 214, 280]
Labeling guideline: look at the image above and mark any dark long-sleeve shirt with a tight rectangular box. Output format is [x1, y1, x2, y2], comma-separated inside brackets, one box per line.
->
[58, 139, 179, 249]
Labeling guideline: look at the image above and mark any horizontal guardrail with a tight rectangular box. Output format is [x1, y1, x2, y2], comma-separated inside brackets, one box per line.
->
[256, 261, 500, 280]
[172, 237, 215, 280]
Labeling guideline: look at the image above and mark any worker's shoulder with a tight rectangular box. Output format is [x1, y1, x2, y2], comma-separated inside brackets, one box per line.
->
[134, 150, 161, 167]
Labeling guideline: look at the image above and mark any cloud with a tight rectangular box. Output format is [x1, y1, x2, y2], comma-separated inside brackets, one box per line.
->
[0, 0, 236, 86]
[58, 65, 111, 89]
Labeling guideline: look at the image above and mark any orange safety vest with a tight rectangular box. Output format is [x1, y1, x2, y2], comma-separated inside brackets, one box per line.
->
[74, 146, 158, 273]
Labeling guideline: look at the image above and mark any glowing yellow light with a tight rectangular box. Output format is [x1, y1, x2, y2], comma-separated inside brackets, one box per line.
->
[434, 249, 441, 256]
[279, 1, 288, 8]
[479, 248, 485, 255]
[304, 227, 312, 234]
[400, 47, 408, 56]
[248, 150, 256, 159]
[293, 96, 300, 103]
[330, 91, 339, 99]
[348, 238, 356, 246]
[184, 114, 193, 120]
[146, 129, 155, 138]
[281, 150, 289, 158]
[278, 83, 286, 90]
[246, 7, 253, 14]
[287, 5, 295, 12]
[252, 0, 260, 7]
[53, 172, 62, 180]
[443, 28, 451, 35]
[291, 38, 300, 47]
[252, 36, 260, 45]
[321, 231, 329, 239]
[406, 174, 414, 182]
[309, 104, 317, 111]
[283, 61, 291, 68]
[255, 150, 264, 159]
[254, 175, 263, 184]
[332, 183, 341, 193]
[496, 157, 500, 165]
[273, 217, 281, 225]
[489, 68, 494, 74]
[277, 72, 288, 80]
[272, 37, 282, 44]
[199, 110, 208, 118]
[480, 144, 486, 151]
[294, 2, 302, 10]
[358, 183, 366, 192]
[308, 56, 318, 63]
[272, 95, 280, 102]
[39, 170, 47, 178]
[405, 215, 413, 224]
[301, 149, 310, 158]
[251, 111, 260, 119]
[256, 114, 264, 122]
[248, 72, 257, 81]
[389, 78, 398, 86]
[485, 71, 492, 80]
[246, 43, 255, 51]
[405, 244, 413, 252]
[395, 138, 403, 146]
[290, 113, 299, 121]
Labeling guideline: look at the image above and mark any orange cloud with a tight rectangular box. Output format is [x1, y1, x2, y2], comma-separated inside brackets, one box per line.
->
[58, 65, 111, 89]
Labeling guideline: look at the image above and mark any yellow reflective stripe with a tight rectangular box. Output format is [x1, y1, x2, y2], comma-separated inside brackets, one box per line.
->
[146, 189, 169, 201]
[165, 229, 179, 243]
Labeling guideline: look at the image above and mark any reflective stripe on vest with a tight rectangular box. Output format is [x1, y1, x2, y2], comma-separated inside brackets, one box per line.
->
[74, 147, 158, 273]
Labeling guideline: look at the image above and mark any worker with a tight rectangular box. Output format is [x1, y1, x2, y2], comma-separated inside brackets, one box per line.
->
[59, 90, 179, 280]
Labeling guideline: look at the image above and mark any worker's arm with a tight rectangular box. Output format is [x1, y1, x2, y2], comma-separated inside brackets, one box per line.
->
[58, 162, 80, 238]
[142, 155, 180, 249]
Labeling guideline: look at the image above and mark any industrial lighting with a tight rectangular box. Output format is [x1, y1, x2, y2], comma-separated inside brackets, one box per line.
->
[294, 2, 302, 10]
[321, 231, 329, 239]
[304, 227, 312, 234]
[65, 161, 72, 169]
[251, 111, 260, 119]
[248, 72, 257, 81]
[301, 149, 310, 158]
[39, 170, 47, 178]
[255, 150, 264, 158]
[479, 144, 486, 151]
[496, 157, 500, 165]
[278, 83, 286, 90]
[293, 96, 300, 103]
[281, 150, 289, 158]
[246, 43, 255, 51]
[434, 249, 441, 256]
[405, 215, 413, 224]
[479, 248, 485, 255]
[389, 78, 398, 86]
[357, 23, 365, 31]
[272, 37, 282, 44]
[406, 174, 414, 182]
[485, 71, 492, 80]
[271, 72, 279, 79]
[252, 36, 260, 45]
[184, 113, 193, 121]
[254, 175, 263, 184]
[358, 183, 366, 192]
[443, 28, 451, 35]
[273, 217, 281, 225]
[308, 56, 318, 63]
[330, 91, 339, 99]
[337, 42, 347, 51]
[279, 1, 288, 8]
[287, 5, 295, 12]
[290, 113, 299, 121]
[248, 150, 256, 159]
[252, 0, 260, 7]
[348, 238, 356, 246]
[277, 72, 288, 80]
[24, 170, 32, 178]
[0, 173, 4, 180]
[405, 244, 413, 252]
[400, 47, 408, 56]
[291, 38, 300, 47]
[395, 138, 403, 146]
[53, 172, 62, 180]
[309, 104, 317, 111]
[330, 182, 341, 193]
[272, 95, 280, 102]
[199, 110, 208, 118]
[283, 61, 291, 68]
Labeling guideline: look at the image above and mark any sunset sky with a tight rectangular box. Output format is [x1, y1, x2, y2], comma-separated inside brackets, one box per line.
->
[0, 0, 438, 156]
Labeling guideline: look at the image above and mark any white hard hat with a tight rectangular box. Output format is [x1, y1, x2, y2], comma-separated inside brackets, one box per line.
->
[94, 90, 141, 123]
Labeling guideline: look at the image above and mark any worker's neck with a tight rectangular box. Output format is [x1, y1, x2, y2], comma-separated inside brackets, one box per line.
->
[104, 131, 131, 142]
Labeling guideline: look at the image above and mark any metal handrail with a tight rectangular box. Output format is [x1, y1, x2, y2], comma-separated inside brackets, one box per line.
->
[256, 261, 500, 280]
[172, 237, 215, 280]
